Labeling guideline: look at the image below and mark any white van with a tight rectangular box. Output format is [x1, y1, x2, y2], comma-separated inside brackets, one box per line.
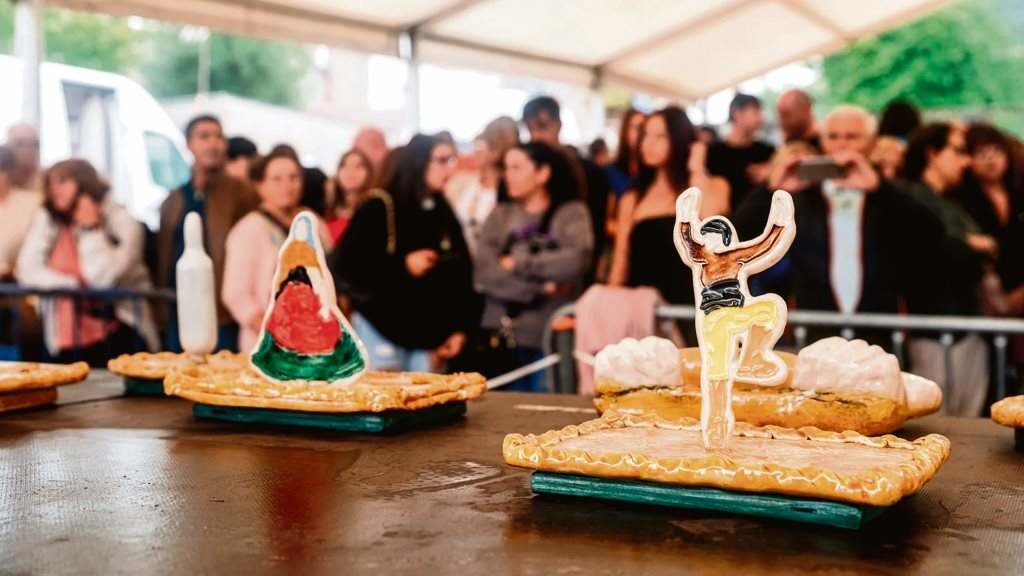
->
[0, 54, 191, 230]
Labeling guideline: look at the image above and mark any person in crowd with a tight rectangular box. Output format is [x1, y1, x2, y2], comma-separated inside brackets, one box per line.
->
[475, 141, 593, 391]
[16, 159, 158, 364]
[608, 106, 729, 344]
[608, 108, 646, 197]
[325, 148, 374, 245]
[353, 127, 390, 173]
[870, 135, 906, 180]
[522, 95, 610, 279]
[0, 145, 40, 279]
[157, 115, 256, 352]
[951, 122, 1024, 315]
[776, 89, 820, 149]
[331, 134, 474, 372]
[708, 93, 775, 213]
[898, 122, 991, 416]
[225, 136, 258, 185]
[588, 138, 611, 167]
[878, 99, 921, 142]
[4, 123, 41, 193]
[301, 166, 329, 217]
[264, 144, 328, 217]
[446, 116, 519, 255]
[734, 105, 950, 347]
[222, 149, 333, 352]
[697, 125, 718, 146]
[434, 130, 457, 150]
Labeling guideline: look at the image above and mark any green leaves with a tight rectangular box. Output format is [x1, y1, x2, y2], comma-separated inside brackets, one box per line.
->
[0, 5, 311, 107]
[822, 0, 1024, 112]
[142, 29, 311, 107]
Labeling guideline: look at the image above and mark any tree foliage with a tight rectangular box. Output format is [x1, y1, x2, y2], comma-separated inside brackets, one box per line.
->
[0, 4, 311, 107]
[142, 27, 311, 107]
[822, 0, 1024, 112]
[0, 4, 139, 73]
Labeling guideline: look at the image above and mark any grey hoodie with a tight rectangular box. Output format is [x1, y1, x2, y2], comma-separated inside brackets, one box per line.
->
[474, 200, 593, 348]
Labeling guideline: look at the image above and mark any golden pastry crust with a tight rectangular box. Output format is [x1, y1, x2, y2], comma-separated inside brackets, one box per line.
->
[0, 361, 89, 393]
[107, 351, 247, 380]
[0, 387, 58, 412]
[594, 385, 909, 436]
[991, 395, 1024, 428]
[165, 365, 486, 412]
[503, 413, 950, 507]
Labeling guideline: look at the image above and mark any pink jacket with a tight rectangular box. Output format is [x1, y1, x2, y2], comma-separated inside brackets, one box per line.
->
[222, 211, 333, 353]
[573, 285, 663, 395]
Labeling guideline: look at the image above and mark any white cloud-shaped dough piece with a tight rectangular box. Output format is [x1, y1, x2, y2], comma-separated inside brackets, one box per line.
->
[901, 371, 943, 415]
[792, 337, 906, 403]
[595, 337, 681, 388]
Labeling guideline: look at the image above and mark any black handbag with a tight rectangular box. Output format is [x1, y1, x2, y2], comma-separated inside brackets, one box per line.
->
[472, 311, 521, 379]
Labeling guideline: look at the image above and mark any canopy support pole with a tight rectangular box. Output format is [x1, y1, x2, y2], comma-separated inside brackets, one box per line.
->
[400, 28, 421, 135]
[14, 0, 44, 127]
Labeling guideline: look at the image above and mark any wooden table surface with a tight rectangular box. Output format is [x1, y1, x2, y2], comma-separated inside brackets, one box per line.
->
[1, 372, 1022, 575]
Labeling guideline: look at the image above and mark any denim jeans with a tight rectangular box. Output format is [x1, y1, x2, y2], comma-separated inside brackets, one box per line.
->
[353, 314, 431, 372]
[502, 347, 546, 392]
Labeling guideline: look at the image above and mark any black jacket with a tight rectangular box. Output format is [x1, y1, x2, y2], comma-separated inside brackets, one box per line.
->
[733, 182, 955, 346]
[330, 192, 476, 350]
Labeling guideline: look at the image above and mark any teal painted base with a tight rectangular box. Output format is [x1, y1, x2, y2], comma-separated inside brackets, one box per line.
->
[530, 472, 887, 530]
[192, 401, 467, 433]
[123, 378, 166, 397]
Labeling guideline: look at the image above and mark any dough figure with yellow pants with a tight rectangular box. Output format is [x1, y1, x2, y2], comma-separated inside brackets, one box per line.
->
[674, 187, 795, 448]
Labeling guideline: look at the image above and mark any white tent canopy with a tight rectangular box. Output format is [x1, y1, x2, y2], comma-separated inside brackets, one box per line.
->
[54, 0, 950, 99]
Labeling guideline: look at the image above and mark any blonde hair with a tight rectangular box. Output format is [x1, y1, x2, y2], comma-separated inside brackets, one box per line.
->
[479, 116, 520, 163]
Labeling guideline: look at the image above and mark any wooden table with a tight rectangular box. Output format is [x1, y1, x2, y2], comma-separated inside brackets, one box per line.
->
[1, 372, 1022, 575]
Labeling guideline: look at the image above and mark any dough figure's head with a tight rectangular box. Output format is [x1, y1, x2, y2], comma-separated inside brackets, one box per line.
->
[699, 218, 734, 253]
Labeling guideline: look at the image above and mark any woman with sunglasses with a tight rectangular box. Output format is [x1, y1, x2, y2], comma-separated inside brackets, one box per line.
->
[331, 134, 475, 372]
[899, 122, 992, 416]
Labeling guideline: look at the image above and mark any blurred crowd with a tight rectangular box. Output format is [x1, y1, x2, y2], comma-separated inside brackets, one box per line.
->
[1, 90, 1022, 411]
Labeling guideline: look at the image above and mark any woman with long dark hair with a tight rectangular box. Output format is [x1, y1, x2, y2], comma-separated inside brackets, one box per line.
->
[608, 106, 728, 314]
[325, 148, 374, 244]
[474, 141, 593, 391]
[608, 108, 646, 197]
[951, 123, 1024, 300]
[330, 134, 474, 372]
[16, 158, 158, 364]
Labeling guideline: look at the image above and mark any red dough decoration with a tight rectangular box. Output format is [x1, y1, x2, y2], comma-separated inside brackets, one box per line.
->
[266, 282, 341, 356]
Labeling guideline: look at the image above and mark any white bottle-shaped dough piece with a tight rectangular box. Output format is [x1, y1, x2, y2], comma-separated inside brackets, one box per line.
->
[176, 212, 217, 359]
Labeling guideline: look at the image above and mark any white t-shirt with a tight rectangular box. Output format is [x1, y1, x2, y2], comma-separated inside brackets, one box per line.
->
[452, 176, 497, 255]
[822, 180, 865, 315]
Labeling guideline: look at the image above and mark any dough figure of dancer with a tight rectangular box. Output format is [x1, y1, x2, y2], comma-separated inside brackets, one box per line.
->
[674, 187, 795, 449]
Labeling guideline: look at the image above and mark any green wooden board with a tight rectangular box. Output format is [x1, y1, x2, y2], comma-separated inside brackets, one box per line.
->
[531, 472, 887, 530]
[192, 401, 467, 433]
[123, 378, 166, 397]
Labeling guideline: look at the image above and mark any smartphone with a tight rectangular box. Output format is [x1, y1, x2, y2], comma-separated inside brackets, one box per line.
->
[796, 156, 846, 182]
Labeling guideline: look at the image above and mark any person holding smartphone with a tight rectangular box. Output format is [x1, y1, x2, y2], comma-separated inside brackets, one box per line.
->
[733, 105, 950, 349]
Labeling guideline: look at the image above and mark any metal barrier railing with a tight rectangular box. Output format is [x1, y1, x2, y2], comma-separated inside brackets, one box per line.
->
[542, 303, 1024, 400]
[0, 284, 176, 362]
